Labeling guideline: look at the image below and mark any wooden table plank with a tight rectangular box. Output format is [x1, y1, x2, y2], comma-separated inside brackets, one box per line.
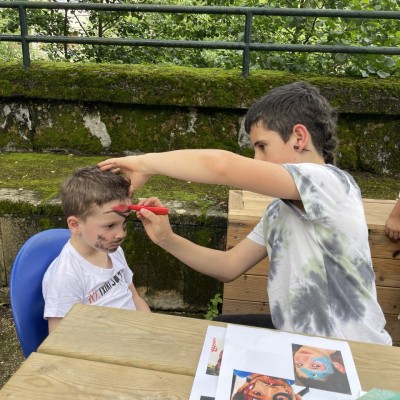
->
[0, 352, 193, 400]
[363, 198, 397, 229]
[37, 303, 400, 392]
[220, 256, 400, 287]
[228, 191, 397, 230]
[39, 304, 225, 377]
[223, 274, 400, 315]
[346, 340, 400, 391]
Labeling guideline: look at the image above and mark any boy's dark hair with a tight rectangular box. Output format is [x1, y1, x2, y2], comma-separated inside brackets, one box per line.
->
[244, 81, 339, 165]
[61, 166, 131, 220]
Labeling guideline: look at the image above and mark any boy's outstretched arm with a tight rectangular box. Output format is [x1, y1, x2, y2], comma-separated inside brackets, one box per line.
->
[136, 198, 268, 282]
[385, 199, 400, 241]
[98, 150, 299, 200]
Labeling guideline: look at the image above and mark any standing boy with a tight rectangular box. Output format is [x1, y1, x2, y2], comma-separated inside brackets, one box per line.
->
[43, 166, 150, 333]
[99, 81, 391, 345]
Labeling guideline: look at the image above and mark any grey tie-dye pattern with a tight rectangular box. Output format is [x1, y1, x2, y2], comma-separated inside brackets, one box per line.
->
[320, 230, 367, 321]
[291, 271, 335, 336]
[259, 163, 391, 344]
[270, 302, 285, 328]
[353, 253, 376, 288]
[265, 200, 283, 281]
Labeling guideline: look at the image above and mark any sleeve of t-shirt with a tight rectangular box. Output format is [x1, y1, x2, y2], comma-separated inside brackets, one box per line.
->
[282, 163, 354, 222]
[247, 217, 265, 246]
[42, 258, 85, 319]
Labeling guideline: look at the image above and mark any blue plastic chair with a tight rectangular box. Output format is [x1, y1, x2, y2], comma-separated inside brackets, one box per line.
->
[10, 228, 70, 358]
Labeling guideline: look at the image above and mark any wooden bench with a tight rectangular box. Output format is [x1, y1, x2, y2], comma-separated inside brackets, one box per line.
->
[223, 190, 400, 346]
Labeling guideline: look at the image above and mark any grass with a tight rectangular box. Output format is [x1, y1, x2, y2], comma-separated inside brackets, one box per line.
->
[0, 153, 231, 213]
[0, 152, 398, 204]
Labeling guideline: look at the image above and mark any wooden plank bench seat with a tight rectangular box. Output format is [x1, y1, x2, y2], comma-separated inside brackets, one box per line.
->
[223, 190, 400, 346]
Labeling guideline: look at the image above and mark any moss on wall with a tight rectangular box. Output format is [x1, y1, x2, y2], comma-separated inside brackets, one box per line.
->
[1, 62, 399, 175]
[337, 115, 400, 175]
[2, 62, 400, 114]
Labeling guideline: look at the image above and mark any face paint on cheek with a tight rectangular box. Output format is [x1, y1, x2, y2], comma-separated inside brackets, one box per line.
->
[300, 355, 334, 380]
[95, 235, 107, 250]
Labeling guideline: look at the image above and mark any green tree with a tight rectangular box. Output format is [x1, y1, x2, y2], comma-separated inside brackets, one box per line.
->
[1, 0, 399, 77]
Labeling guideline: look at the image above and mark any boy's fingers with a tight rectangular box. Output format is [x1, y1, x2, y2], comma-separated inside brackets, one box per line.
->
[98, 159, 119, 170]
[140, 197, 163, 207]
[98, 165, 118, 172]
[139, 208, 155, 220]
[386, 229, 400, 241]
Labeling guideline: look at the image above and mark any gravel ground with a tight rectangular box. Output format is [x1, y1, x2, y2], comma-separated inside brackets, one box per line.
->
[0, 293, 24, 390]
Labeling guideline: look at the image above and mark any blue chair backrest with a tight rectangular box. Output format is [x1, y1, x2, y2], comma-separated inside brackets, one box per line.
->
[10, 228, 70, 358]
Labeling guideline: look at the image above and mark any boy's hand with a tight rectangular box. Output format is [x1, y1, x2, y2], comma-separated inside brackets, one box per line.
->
[385, 215, 400, 241]
[98, 156, 151, 193]
[136, 197, 173, 246]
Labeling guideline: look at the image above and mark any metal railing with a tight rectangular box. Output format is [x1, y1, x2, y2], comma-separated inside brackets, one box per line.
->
[1, 1, 400, 76]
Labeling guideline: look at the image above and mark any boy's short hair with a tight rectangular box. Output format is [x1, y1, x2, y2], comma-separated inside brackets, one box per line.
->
[61, 166, 131, 220]
[244, 81, 339, 164]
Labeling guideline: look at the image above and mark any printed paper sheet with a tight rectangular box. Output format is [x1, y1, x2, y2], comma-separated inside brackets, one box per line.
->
[215, 324, 362, 400]
[189, 325, 226, 400]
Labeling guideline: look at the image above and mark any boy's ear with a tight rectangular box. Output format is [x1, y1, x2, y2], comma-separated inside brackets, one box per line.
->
[292, 124, 310, 150]
[332, 361, 346, 374]
[67, 216, 81, 233]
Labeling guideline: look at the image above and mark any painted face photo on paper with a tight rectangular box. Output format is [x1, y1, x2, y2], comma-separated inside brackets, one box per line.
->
[231, 370, 303, 400]
[292, 344, 351, 395]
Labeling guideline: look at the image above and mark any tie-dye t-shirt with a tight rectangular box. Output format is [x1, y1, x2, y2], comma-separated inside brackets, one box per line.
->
[247, 163, 392, 345]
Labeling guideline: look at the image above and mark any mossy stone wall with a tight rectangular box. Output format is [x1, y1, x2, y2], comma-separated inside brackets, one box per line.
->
[0, 61, 399, 175]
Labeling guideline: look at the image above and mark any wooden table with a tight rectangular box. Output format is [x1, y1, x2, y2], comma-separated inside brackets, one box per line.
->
[1, 304, 400, 399]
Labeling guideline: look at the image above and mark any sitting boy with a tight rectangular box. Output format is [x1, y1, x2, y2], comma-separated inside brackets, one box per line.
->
[42, 166, 150, 333]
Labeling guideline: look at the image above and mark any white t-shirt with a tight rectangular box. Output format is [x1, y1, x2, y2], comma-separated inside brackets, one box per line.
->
[43, 241, 136, 319]
[247, 163, 392, 345]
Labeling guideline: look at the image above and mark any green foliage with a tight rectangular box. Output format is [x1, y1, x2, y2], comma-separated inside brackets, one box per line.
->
[0, 42, 22, 62]
[1, 0, 399, 77]
[204, 293, 222, 320]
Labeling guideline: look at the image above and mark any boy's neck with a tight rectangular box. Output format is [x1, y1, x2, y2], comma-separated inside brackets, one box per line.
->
[299, 150, 325, 164]
[69, 234, 112, 269]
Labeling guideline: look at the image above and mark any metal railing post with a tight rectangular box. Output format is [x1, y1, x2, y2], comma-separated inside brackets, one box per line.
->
[18, 4, 31, 68]
[242, 11, 252, 78]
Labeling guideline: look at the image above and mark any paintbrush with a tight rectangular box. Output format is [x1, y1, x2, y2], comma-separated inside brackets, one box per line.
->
[112, 204, 169, 215]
